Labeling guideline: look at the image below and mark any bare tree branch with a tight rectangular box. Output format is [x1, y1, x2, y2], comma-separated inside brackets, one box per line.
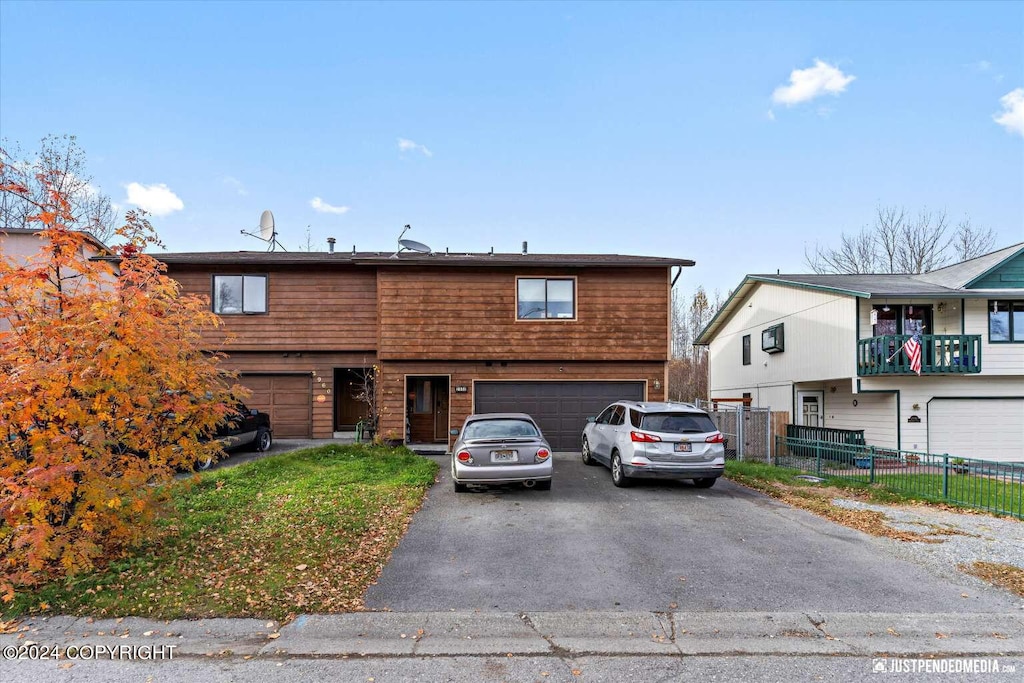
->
[0, 134, 118, 243]
[805, 204, 989, 275]
[950, 217, 996, 262]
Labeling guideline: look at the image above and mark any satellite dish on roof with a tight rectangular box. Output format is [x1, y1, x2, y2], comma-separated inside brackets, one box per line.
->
[390, 224, 432, 258]
[240, 209, 287, 251]
[259, 211, 275, 241]
[399, 239, 431, 254]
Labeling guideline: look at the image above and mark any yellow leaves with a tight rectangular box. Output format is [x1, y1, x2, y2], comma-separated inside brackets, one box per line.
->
[106, 497, 122, 510]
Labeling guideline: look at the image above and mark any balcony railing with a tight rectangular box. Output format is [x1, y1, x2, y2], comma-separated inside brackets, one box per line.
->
[857, 334, 981, 376]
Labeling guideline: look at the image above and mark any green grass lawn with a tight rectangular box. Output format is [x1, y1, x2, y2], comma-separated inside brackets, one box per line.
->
[3, 444, 438, 622]
[726, 460, 1023, 518]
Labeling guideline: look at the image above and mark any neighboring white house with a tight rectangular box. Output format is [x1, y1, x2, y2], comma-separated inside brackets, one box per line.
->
[0, 227, 114, 331]
[695, 243, 1024, 463]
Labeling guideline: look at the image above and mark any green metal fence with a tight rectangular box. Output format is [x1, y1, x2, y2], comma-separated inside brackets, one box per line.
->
[774, 436, 1024, 519]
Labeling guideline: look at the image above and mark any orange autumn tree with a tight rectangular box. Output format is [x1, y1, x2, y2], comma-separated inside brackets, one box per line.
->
[0, 163, 242, 599]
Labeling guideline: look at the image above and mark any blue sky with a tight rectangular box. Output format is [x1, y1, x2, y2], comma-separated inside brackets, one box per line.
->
[1, 0, 1021, 296]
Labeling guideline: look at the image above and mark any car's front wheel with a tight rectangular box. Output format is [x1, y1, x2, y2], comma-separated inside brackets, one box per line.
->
[693, 478, 717, 489]
[255, 427, 272, 452]
[196, 456, 213, 471]
[611, 452, 631, 488]
[581, 436, 597, 466]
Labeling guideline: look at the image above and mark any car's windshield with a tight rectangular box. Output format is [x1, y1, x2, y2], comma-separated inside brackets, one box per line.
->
[463, 419, 540, 440]
[639, 412, 717, 434]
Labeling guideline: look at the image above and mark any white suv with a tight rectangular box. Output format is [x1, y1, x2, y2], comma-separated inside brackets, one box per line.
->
[581, 401, 726, 488]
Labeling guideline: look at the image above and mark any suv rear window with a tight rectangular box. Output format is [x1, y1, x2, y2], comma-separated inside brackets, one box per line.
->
[640, 413, 717, 434]
[464, 419, 540, 439]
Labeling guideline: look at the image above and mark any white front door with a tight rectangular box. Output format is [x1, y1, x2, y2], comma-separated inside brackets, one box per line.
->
[797, 391, 825, 428]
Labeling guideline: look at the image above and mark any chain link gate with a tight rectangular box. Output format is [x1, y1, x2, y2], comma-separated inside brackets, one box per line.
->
[694, 399, 772, 461]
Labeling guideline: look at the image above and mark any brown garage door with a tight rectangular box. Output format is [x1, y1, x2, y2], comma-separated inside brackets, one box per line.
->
[240, 374, 312, 438]
[474, 381, 645, 450]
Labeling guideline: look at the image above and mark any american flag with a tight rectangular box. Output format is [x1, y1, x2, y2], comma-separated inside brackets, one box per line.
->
[903, 332, 922, 376]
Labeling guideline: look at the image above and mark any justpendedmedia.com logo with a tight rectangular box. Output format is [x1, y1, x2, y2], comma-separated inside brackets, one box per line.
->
[872, 658, 1016, 674]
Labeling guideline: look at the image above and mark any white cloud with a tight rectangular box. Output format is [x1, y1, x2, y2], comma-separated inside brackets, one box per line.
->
[771, 59, 856, 106]
[222, 176, 248, 196]
[123, 182, 184, 216]
[974, 60, 992, 72]
[993, 88, 1024, 137]
[398, 137, 432, 157]
[766, 109, 776, 121]
[310, 197, 351, 215]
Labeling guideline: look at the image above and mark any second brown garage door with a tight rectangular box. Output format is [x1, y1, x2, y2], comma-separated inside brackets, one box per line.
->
[474, 381, 645, 450]
[239, 374, 312, 438]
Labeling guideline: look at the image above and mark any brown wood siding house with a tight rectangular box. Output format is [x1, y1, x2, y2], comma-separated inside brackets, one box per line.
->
[159, 250, 693, 450]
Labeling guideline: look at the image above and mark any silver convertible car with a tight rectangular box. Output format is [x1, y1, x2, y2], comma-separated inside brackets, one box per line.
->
[451, 413, 553, 492]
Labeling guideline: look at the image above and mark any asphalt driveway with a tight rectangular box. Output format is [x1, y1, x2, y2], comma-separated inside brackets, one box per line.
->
[363, 453, 1021, 613]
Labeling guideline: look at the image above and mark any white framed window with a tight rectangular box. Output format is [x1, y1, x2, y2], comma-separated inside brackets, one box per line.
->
[212, 275, 268, 314]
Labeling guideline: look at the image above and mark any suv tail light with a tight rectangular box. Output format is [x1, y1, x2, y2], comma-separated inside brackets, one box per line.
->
[456, 450, 472, 462]
[630, 431, 661, 443]
[535, 448, 550, 462]
[705, 432, 725, 444]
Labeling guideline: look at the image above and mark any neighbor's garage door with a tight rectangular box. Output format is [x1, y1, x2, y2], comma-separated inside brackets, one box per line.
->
[474, 381, 645, 451]
[240, 374, 313, 438]
[929, 398, 1024, 463]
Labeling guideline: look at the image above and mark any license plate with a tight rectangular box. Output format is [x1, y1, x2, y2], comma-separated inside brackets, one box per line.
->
[491, 449, 518, 463]
[674, 442, 692, 452]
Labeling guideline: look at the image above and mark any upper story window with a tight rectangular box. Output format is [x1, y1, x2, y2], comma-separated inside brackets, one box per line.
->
[213, 275, 268, 314]
[989, 300, 1024, 343]
[516, 277, 576, 320]
[742, 335, 751, 365]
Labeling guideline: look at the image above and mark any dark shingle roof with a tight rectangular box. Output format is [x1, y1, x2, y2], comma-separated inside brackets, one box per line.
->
[140, 251, 694, 268]
[748, 273, 953, 296]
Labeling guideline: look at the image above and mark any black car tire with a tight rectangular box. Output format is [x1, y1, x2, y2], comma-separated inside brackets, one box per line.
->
[534, 479, 552, 491]
[611, 452, 632, 488]
[453, 478, 469, 493]
[197, 456, 214, 471]
[581, 437, 597, 466]
[693, 478, 717, 489]
[255, 427, 272, 452]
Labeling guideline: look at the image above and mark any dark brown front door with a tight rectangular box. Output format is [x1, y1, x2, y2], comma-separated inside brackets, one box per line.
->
[408, 377, 449, 443]
[335, 368, 368, 430]
[434, 386, 449, 441]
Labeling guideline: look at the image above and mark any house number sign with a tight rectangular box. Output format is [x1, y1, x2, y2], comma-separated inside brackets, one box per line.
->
[454, 386, 469, 393]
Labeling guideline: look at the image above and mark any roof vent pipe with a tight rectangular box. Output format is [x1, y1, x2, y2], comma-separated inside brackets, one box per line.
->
[327, 237, 336, 253]
[490, 246, 494, 255]
[352, 244, 356, 256]
[522, 241, 528, 255]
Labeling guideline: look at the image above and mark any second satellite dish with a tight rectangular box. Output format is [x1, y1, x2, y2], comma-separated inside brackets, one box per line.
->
[259, 210, 275, 241]
[399, 239, 431, 254]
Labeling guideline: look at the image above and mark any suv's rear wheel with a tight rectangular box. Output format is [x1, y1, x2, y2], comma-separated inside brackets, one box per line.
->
[255, 427, 272, 452]
[693, 477, 717, 488]
[611, 452, 632, 488]
[581, 437, 597, 466]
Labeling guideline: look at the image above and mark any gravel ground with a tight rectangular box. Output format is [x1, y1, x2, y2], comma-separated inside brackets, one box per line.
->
[831, 498, 1024, 601]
